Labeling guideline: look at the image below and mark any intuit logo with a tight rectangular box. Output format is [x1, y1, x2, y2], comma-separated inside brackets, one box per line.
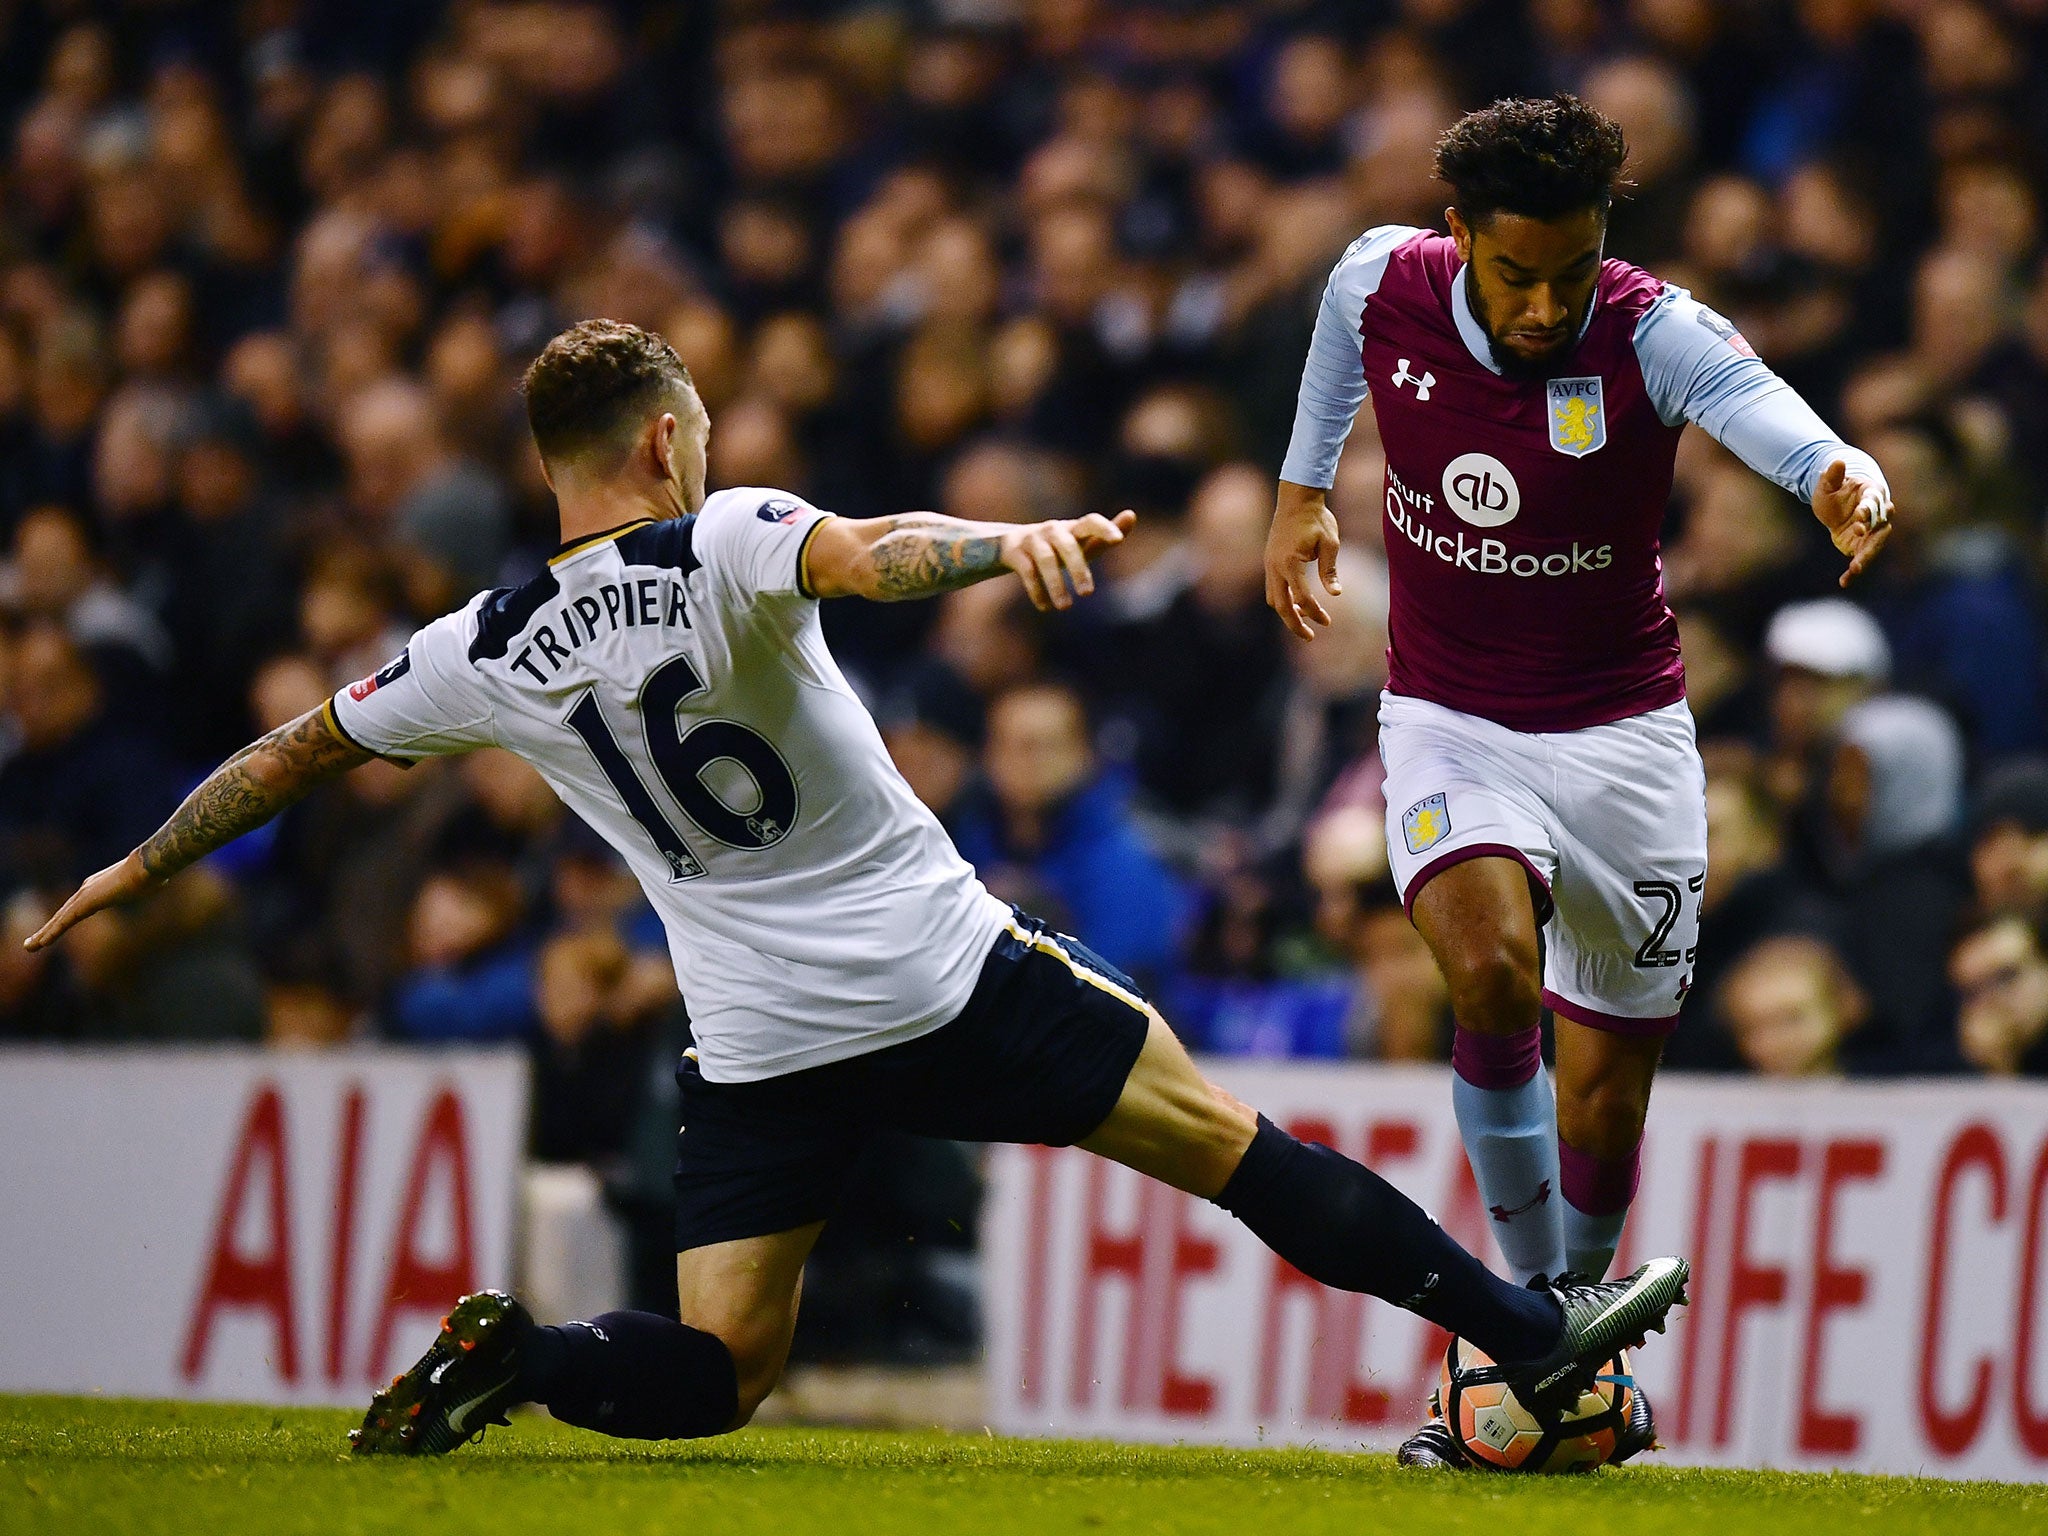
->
[1385, 467, 1612, 578]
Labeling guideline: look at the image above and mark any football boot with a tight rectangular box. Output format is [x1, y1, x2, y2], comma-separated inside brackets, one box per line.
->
[1484, 1258, 1690, 1417]
[1608, 1377, 1661, 1466]
[350, 1290, 533, 1455]
[1395, 1391, 1474, 1470]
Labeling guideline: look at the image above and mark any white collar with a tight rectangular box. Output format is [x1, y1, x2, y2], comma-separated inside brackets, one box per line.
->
[1450, 262, 1499, 373]
[1450, 260, 1602, 376]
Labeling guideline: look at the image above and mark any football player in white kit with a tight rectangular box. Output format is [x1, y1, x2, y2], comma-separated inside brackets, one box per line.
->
[28, 320, 1687, 1456]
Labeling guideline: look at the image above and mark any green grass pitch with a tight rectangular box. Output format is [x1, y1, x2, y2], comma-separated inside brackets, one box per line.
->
[4, 1395, 2044, 1536]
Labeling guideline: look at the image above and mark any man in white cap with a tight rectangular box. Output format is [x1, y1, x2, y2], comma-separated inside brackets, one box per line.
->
[1764, 598, 1892, 806]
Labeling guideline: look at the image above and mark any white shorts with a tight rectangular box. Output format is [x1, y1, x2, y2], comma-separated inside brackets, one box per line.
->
[1378, 693, 1708, 1034]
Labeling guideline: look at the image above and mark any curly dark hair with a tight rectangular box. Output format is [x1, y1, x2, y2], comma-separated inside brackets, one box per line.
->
[521, 318, 696, 467]
[1434, 94, 1630, 225]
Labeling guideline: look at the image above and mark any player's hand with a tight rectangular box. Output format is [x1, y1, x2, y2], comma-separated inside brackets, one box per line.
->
[1812, 459, 1893, 588]
[1001, 509, 1136, 611]
[22, 851, 160, 952]
[1265, 483, 1342, 640]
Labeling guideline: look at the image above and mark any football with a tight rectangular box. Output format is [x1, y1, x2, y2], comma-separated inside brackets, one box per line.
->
[1439, 1338, 1634, 1473]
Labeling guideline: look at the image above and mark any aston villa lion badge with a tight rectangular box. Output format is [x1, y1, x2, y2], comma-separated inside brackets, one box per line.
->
[1402, 793, 1451, 854]
[1547, 376, 1606, 458]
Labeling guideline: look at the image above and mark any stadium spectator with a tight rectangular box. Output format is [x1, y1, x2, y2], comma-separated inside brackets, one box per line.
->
[1303, 805, 1450, 1062]
[336, 377, 510, 606]
[1119, 462, 1287, 824]
[1579, 55, 1697, 268]
[528, 929, 659, 1167]
[1809, 694, 1970, 1069]
[1950, 912, 2048, 1077]
[953, 679, 1189, 989]
[44, 864, 266, 1044]
[881, 663, 986, 834]
[1853, 419, 2047, 753]
[0, 622, 182, 890]
[160, 397, 298, 758]
[1665, 754, 1838, 1072]
[1759, 597, 1891, 809]
[3, 504, 165, 665]
[1715, 935, 1870, 1078]
[1663, 457, 1839, 650]
[264, 969, 359, 1049]
[1969, 757, 2048, 923]
[1259, 550, 1389, 858]
[388, 861, 536, 1044]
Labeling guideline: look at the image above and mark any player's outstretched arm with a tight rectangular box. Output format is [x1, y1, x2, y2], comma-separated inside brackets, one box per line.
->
[1265, 479, 1343, 641]
[23, 705, 373, 951]
[803, 509, 1136, 610]
[1633, 291, 1893, 588]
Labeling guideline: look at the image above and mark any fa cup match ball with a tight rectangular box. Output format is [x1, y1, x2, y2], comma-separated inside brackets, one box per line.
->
[1439, 1337, 1634, 1473]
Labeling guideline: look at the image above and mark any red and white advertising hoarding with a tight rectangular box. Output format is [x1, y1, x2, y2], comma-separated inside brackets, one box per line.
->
[0, 1047, 527, 1408]
[984, 1063, 2048, 1482]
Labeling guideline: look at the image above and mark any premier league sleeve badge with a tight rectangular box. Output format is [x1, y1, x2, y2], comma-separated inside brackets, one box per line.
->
[1547, 376, 1606, 458]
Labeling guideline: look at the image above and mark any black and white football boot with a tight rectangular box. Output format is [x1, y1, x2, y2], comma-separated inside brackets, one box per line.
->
[1608, 1379, 1661, 1465]
[1485, 1258, 1691, 1418]
[1395, 1389, 1471, 1469]
[350, 1290, 534, 1455]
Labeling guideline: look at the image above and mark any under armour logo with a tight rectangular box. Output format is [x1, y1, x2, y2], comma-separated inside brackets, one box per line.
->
[1391, 358, 1435, 400]
[1489, 1180, 1552, 1222]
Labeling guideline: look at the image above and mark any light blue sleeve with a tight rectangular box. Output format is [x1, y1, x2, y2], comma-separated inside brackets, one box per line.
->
[1278, 225, 1421, 489]
[1633, 285, 1886, 501]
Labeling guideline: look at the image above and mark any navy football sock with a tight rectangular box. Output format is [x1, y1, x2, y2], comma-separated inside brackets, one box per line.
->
[1213, 1116, 1561, 1364]
[515, 1311, 738, 1440]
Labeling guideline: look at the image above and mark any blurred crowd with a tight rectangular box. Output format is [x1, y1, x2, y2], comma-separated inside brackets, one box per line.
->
[6, 0, 2048, 1233]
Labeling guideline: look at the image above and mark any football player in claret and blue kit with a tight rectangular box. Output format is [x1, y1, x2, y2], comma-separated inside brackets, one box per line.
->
[1266, 95, 1893, 1469]
[29, 318, 1689, 1457]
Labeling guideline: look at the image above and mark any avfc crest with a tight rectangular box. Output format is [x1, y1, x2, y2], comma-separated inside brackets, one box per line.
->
[1546, 376, 1606, 458]
[1402, 793, 1451, 855]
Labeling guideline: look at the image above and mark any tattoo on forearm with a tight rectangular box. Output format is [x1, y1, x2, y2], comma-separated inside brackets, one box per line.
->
[866, 515, 1007, 600]
[138, 709, 370, 879]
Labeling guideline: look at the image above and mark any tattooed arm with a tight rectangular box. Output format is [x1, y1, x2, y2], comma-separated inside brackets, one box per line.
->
[803, 509, 1137, 610]
[24, 705, 374, 951]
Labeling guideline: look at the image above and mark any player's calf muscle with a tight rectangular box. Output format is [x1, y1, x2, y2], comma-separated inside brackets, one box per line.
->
[1554, 1029, 1661, 1157]
[676, 1226, 815, 1424]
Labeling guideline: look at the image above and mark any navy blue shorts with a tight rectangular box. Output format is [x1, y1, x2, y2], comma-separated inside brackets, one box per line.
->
[673, 912, 1152, 1252]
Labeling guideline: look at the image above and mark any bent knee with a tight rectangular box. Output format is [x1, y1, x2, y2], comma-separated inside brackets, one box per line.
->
[1443, 942, 1541, 1032]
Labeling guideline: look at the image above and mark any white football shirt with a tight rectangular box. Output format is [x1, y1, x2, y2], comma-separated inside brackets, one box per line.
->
[329, 487, 1011, 1082]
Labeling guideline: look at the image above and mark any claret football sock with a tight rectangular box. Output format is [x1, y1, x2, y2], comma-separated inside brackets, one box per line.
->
[1559, 1137, 1640, 1281]
[1450, 1024, 1565, 1284]
[515, 1310, 739, 1439]
[1213, 1115, 1561, 1364]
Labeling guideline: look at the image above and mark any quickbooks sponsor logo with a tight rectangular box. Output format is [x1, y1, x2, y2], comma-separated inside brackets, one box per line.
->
[1385, 469, 1610, 577]
[1442, 452, 1519, 527]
